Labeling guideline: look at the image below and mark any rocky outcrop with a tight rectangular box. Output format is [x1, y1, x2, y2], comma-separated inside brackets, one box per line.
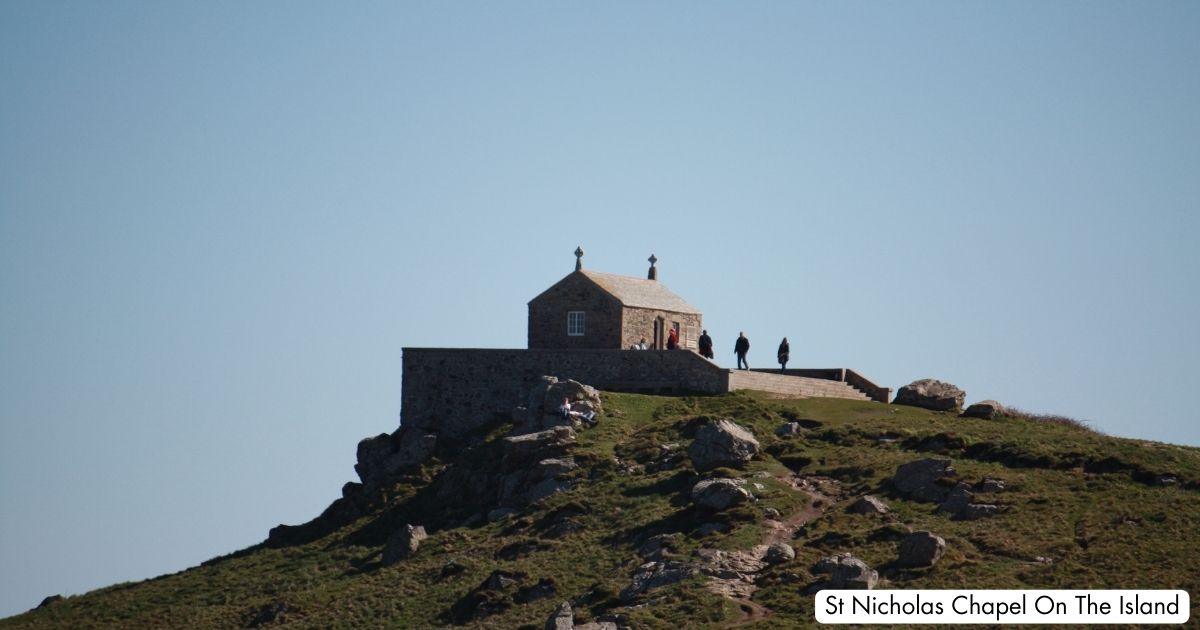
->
[813, 553, 878, 589]
[898, 531, 945, 567]
[619, 561, 700, 602]
[848, 495, 890, 515]
[502, 427, 576, 471]
[355, 427, 437, 493]
[516, 377, 603, 434]
[382, 524, 427, 566]
[688, 419, 760, 471]
[690, 478, 754, 510]
[894, 379, 966, 412]
[963, 400, 1007, 419]
[491, 427, 580, 507]
[545, 601, 574, 630]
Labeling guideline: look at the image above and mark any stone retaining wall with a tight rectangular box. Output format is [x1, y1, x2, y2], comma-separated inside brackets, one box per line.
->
[401, 348, 727, 438]
[401, 348, 890, 438]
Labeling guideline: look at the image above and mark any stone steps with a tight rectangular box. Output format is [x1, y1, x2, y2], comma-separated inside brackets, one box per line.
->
[726, 370, 871, 401]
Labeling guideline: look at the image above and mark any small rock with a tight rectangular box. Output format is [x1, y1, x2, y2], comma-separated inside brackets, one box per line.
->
[483, 570, 522, 591]
[487, 508, 517, 522]
[763, 507, 782, 519]
[696, 522, 729, 536]
[537, 457, 578, 478]
[382, 524, 427, 566]
[514, 578, 556, 604]
[937, 483, 975, 515]
[956, 503, 1000, 520]
[898, 531, 946, 567]
[545, 600, 573, 630]
[37, 595, 62, 609]
[638, 533, 681, 560]
[848, 495, 890, 515]
[895, 379, 966, 412]
[440, 560, 466, 579]
[976, 478, 1006, 493]
[575, 623, 619, 630]
[245, 602, 293, 628]
[691, 478, 754, 510]
[775, 422, 802, 437]
[764, 542, 795, 564]
[688, 419, 761, 471]
[963, 399, 1007, 419]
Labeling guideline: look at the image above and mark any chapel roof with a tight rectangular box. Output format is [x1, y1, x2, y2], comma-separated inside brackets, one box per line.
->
[575, 270, 701, 315]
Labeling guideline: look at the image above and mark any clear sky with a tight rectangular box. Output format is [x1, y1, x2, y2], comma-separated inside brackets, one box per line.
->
[2, 0, 1197, 619]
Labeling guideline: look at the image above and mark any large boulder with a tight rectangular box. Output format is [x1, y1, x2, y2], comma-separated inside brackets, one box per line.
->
[688, 419, 760, 471]
[893, 458, 957, 503]
[764, 542, 796, 564]
[546, 379, 603, 414]
[895, 379, 966, 412]
[963, 400, 1007, 419]
[898, 531, 945, 567]
[382, 524, 427, 566]
[813, 553, 878, 589]
[691, 478, 754, 510]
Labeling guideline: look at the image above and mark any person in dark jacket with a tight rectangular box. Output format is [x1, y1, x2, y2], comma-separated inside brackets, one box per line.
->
[734, 332, 750, 370]
[777, 337, 790, 371]
[698, 330, 714, 359]
[667, 327, 679, 350]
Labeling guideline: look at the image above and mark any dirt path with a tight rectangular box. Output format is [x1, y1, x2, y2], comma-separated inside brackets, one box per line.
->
[716, 473, 841, 627]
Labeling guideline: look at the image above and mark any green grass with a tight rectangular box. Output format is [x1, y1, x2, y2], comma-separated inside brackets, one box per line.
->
[5, 391, 1200, 628]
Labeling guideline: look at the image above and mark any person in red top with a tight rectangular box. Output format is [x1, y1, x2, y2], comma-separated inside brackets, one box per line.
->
[667, 327, 679, 350]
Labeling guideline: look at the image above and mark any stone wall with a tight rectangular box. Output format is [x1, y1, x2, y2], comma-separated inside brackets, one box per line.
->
[528, 273, 623, 349]
[402, 348, 727, 438]
[621, 308, 703, 350]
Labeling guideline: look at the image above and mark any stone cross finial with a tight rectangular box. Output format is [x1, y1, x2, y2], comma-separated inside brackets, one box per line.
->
[575, 246, 584, 271]
[648, 253, 658, 280]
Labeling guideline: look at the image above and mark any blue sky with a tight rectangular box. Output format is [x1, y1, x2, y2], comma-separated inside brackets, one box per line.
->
[2, 1, 1198, 619]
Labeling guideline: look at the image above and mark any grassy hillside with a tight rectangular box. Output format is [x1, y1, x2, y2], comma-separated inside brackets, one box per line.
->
[5, 391, 1199, 628]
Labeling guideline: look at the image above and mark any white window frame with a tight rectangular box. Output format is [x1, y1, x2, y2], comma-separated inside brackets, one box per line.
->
[567, 311, 586, 336]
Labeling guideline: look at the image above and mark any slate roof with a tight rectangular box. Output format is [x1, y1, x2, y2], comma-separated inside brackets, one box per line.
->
[577, 270, 701, 315]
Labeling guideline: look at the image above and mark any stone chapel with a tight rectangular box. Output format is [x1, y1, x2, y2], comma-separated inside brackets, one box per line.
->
[527, 248, 703, 351]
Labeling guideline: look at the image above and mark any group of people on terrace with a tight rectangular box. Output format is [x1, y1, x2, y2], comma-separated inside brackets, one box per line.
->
[629, 329, 791, 372]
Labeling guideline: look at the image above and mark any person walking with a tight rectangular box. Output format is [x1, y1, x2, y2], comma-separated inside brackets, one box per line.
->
[777, 337, 790, 371]
[698, 330, 714, 359]
[734, 332, 750, 370]
[667, 327, 679, 350]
